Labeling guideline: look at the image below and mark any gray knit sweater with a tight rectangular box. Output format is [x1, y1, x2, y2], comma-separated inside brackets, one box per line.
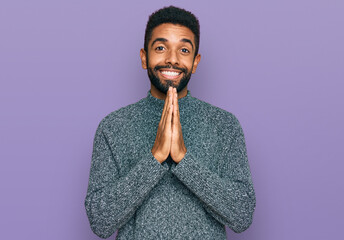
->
[85, 90, 256, 239]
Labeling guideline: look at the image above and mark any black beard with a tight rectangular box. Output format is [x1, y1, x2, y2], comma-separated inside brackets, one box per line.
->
[146, 58, 193, 94]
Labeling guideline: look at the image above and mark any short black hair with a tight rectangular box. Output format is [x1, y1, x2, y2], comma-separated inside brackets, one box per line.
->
[144, 6, 200, 57]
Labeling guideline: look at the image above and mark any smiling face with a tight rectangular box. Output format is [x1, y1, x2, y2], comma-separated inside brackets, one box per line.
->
[140, 23, 201, 99]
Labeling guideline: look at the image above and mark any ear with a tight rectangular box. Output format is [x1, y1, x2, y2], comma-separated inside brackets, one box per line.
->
[140, 48, 147, 69]
[191, 54, 201, 74]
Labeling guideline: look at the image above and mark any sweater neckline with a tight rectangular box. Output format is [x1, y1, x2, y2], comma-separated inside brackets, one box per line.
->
[146, 90, 192, 110]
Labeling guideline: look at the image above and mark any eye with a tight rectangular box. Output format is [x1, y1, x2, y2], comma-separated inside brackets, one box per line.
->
[155, 46, 165, 51]
[181, 48, 190, 53]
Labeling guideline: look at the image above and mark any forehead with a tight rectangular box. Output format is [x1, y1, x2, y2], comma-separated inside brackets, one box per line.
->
[150, 23, 195, 45]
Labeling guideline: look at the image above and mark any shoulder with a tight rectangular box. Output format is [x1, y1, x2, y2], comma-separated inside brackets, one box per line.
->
[96, 98, 146, 132]
[188, 96, 241, 129]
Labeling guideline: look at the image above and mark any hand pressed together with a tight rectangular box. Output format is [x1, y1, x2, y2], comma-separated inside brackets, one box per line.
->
[151, 87, 187, 164]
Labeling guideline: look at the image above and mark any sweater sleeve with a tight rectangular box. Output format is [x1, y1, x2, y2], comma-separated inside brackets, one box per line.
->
[170, 116, 256, 233]
[84, 123, 169, 239]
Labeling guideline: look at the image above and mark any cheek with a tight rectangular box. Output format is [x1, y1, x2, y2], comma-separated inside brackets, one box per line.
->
[183, 60, 194, 71]
[147, 53, 163, 66]
[183, 55, 196, 65]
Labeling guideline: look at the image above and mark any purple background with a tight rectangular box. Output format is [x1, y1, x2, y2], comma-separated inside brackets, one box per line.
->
[1, 0, 343, 239]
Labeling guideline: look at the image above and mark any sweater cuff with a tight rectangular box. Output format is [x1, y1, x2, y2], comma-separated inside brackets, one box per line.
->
[145, 150, 169, 172]
[170, 151, 201, 177]
[123, 150, 169, 197]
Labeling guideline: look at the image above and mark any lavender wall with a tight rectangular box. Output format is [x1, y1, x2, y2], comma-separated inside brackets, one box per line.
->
[1, 1, 343, 239]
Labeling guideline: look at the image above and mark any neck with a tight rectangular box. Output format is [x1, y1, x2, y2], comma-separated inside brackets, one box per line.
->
[150, 84, 187, 100]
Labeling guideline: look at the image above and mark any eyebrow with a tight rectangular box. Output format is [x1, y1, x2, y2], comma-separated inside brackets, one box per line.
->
[151, 37, 194, 50]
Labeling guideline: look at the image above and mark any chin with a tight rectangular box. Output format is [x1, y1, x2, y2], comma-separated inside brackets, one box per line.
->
[148, 68, 190, 94]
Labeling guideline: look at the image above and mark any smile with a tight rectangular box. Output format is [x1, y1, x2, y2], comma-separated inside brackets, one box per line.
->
[159, 70, 182, 79]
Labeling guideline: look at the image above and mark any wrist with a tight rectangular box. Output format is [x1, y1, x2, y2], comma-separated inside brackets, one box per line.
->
[174, 149, 186, 163]
[151, 149, 166, 163]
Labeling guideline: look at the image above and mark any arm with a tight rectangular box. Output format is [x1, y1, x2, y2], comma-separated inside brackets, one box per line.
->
[170, 116, 256, 233]
[84, 122, 169, 238]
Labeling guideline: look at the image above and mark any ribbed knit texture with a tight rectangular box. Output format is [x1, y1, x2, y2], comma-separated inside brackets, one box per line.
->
[85, 90, 256, 239]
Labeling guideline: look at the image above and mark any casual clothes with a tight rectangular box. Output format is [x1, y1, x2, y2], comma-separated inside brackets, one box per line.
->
[85, 90, 256, 239]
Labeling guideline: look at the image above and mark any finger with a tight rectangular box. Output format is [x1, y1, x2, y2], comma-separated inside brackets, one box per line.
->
[166, 95, 173, 131]
[160, 87, 172, 125]
[167, 87, 173, 121]
[161, 87, 171, 118]
[174, 88, 179, 119]
[162, 87, 173, 129]
[163, 90, 173, 150]
[172, 88, 179, 131]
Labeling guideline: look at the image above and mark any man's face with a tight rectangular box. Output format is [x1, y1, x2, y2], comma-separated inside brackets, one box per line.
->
[140, 23, 201, 94]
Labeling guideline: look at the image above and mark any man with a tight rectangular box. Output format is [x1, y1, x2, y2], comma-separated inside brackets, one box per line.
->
[85, 6, 256, 239]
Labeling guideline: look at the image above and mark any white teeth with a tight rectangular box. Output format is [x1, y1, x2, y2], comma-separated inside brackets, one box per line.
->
[161, 71, 180, 76]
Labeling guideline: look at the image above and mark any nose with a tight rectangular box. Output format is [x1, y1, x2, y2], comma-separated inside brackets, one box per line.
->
[165, 50, 179, 66]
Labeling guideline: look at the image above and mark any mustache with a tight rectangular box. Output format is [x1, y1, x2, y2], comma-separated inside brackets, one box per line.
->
[154, 65, 187, 73]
